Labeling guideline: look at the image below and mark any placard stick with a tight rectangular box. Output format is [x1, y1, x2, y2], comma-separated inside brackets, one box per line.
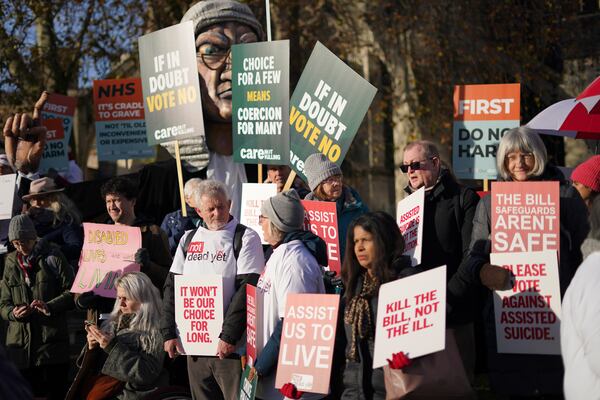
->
[483, 178, 489, 192]
[174, 140, 187, 217]
[256, 0, 273, 183]
[283, 170, 296, 191]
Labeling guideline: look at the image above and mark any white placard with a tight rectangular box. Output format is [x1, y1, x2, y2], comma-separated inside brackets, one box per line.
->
[396, 187, 425, 266]
[240, 183, 277, 244]
[175, 274, 224, 356]
[491, 250, 561, 355]
[373, 265, 446, 368]
[0, 174, 16, 220]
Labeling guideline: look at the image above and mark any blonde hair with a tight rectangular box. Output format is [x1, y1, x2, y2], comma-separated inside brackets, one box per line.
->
[43, 192, 82, 227]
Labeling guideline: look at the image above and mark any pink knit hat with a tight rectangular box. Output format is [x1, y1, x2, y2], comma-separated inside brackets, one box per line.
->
[571, 155, 600, 192]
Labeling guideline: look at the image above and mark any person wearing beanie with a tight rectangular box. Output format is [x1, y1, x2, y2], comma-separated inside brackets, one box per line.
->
[250, 189, 327, 400]
[304, 153, 368, 259]
[156, 0, 265, 221]
[1, 214, 74, 400]
[571, 155, 600, 210]
[161, 179, 264, 400]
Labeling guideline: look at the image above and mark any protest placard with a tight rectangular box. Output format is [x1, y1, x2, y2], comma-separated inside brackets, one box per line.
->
[301, 200, 340, 275]
[139, 21, 204, 145]
[71, 223, 141, 297]
[174, 274, 223, 356]
[38, 118, 69, 173]
[491, 181, 559, 253]
[93, 78, 155, 160]
[239, 365, 258, 400]
[276, 293, 339, 394]
[491, 251, 561, 354]
[0, 174, 16, 220]
[233, 40, 289, 164]
[240, 183, 277, 244]
[452, 83, 520, 179]
[373, 265, 447, 368]
[246, 284, 264, 368]
[396, 187, 425, 266]
[288, 42, 377, 181]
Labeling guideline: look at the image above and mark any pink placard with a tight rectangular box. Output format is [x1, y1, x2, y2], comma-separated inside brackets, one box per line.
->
[301, 200, 340, 275]
[276, 293, 339, 394]
[491, 182, 560, 254]
[71, 223, 141, 298]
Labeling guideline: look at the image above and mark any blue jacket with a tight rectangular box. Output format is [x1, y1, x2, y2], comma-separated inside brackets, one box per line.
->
[160, 206, 201, 256]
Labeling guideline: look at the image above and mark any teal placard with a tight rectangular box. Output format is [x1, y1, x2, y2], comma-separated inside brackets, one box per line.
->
[232, 40, 289, 164]
[452, 120, 520, 179]
[289, 42, 377, 181]
[238, 365, 257, 400]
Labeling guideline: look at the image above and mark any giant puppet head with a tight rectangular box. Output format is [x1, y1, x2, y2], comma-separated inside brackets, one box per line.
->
[160, 0, 264, 171]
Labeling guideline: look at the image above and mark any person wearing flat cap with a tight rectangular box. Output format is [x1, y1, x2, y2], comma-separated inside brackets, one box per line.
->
[249, 189, 328, 400]
[0, 214, 74, 399]
[157, 0, 265, 220]
[304, 153, 369, 259]
[23, 177, 83, 267]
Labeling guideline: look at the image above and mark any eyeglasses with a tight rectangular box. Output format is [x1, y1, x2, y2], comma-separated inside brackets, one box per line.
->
[400, 158, 434, 173]
[322, 175, 342, 185]
[258, 215, 267, 223]
[505, 152, 534, 163]
[198, 47, 231, 70]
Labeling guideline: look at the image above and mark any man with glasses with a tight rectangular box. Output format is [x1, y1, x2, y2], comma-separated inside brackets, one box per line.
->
[157, 0, 265, 220]
[401, 140, 480, 381]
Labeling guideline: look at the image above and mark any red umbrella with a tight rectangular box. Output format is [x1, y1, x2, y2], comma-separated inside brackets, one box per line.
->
[526, 76, 600, 139]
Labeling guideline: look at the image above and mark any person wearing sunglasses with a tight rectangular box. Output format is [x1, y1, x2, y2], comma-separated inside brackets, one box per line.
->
[304, 153, 369, 260]
[401, 140, 480, 382]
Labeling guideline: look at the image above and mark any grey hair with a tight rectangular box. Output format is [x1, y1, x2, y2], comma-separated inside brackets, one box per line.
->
[496, 127, 547, 180]
[403, 140, 441, 159]
[590, 196, 600, 241]
[184, 178, 203, 199]
[194, 179, 230, 207]
[268, 220, 286, 243]
[103, 272, 163, 352]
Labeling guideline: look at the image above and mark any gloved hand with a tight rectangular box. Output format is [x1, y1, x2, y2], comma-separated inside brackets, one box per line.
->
[279, 383, 304, 399]
[75, 291, 102, 310]
[323, 270, 343, 294]
[480, 263, 513, 290]
[387, 351, 411, 370]
[134, 248, 151, 268]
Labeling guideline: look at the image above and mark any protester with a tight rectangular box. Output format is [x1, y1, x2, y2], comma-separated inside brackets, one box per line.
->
[249, 189, 327, 400]
[161, 179, 264, 400]
[571, 154, 600, 210]
[304, 153, 368, 258]
[264, 164, 309, 197]
[341, 212, 412, 400]
[462, 126, 589, 397]
[101, 176, 171, 291]
[0, 214, 74, 400]
[561, 195, 600, 399]
[68, 272, 165, 400]
[401, 140, 480, 379]
[160, 177, 203, 256]
[23, 177, 83, 267]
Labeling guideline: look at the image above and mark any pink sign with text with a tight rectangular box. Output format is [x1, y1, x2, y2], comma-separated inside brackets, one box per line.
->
[301, 200, 340, 274]
[71, 223, 141, 298]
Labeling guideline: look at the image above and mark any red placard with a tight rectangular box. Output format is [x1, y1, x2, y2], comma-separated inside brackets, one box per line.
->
[42, 93, 77, 117]
[491, 181, 560, 253]
[301, 200, 340, 275]
[42, 118, 65, 141]
[93, 78, 145, 121]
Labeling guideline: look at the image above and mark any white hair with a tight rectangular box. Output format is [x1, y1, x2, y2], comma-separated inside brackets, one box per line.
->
[184, 178, 203, 199]
[194, 179, 230, 207]
[496, 127, 547, 180]
[102, 272, 163, 352]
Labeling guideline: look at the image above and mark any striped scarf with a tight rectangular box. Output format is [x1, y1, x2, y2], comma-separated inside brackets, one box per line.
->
[344, 272, 380, 362]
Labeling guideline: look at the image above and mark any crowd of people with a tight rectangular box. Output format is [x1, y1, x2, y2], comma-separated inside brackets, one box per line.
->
[0, 0, 599, 399]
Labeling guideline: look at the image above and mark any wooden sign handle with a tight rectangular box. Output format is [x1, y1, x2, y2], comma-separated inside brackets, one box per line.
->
[174, 140, 187, 217]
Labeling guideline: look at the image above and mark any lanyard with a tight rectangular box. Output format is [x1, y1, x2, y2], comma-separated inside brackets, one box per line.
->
[16, 253, 32, 287]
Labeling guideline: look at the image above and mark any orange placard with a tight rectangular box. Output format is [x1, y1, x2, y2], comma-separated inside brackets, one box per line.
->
[453, 83, 520, 121]
[93, 78, 145, 121]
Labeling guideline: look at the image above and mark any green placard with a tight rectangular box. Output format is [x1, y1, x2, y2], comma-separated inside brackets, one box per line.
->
[238, 365, 257, 400]
[289, 41, 377, 180]
[232, 40, 289, 164]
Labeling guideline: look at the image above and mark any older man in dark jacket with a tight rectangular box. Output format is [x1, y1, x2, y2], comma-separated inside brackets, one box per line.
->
[401, 140, 480, 380]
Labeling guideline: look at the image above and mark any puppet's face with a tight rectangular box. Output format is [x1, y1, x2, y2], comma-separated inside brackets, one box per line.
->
[196, 22, 258, 122]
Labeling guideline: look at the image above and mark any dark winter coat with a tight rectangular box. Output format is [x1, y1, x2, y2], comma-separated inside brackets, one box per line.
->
[160, 206, 201, 256]
[306, 186, 369, 258]
[462, 165, 589, 396]
[0, 239, 74, 369]
[404, 170, 480, 325]
[28, 208, 83, 266]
